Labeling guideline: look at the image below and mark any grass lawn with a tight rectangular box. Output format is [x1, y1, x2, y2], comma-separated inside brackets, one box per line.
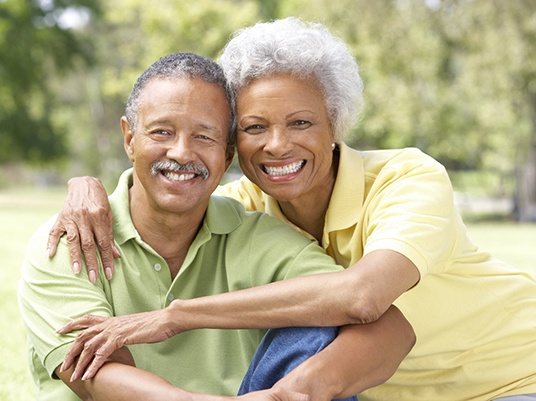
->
[1, 188, 535, 400]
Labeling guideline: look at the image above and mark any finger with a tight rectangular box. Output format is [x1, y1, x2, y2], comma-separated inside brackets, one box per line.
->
[96, 239, 115, 281]
[112, 244, 121, 259]
[61, 339, 85, 372]
[81, 342, 117, 380]
[78, 232, 101, 285]
[91, 207, 117, 279]
[57, 315, 107, 334]
[61, 329, 92, 372]
[47, 221, 66, 258]
[70, 340, 98, 382]
[64, 222, 83, 275]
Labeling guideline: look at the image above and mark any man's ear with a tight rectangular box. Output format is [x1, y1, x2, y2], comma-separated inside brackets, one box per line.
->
[121, 117, 135, 162]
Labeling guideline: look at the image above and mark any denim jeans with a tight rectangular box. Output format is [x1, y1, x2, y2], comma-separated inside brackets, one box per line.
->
[238, 327, 358, 401]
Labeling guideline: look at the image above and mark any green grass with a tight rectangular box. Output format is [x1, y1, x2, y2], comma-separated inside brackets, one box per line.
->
[1, 188, 535, 400]
[0, 188, 66, 401]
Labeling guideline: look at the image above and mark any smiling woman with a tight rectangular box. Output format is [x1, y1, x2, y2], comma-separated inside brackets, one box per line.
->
[44, 17, 536, 401]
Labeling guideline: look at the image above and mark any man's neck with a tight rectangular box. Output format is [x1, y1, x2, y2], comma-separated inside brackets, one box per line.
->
[129, 189, 206, 280]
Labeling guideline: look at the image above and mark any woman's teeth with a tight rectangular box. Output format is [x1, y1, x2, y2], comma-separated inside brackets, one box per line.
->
[263, 160, 305, 176]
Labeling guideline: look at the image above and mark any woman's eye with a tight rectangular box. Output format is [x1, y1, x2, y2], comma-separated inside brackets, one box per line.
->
[292, 120, 311, 129]
[153, 129, 171, 136]
[244, 124, 266, 134]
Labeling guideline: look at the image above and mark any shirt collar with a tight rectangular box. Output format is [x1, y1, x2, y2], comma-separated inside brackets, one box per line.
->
[109, 168, 242, 246]
[324, 142, 365, 233]
[257, 143, 365, 241]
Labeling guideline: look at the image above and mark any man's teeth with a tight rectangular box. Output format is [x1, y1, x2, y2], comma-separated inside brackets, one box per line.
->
[163, 171, 196, 181]
[264, 160, 305, 176]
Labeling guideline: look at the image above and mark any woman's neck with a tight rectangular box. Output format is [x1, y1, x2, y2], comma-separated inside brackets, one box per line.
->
[278, 150, 339, 244]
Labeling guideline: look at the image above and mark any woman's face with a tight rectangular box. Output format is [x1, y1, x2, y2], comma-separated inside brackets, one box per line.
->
[236, 74, 336, 203]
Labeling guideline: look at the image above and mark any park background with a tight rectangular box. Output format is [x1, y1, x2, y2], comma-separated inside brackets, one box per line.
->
[1, 0, 535, 399]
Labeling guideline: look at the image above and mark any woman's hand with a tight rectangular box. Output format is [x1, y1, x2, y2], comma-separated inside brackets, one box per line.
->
[47, 176, 120, 283]
[58, 310, 179, 381]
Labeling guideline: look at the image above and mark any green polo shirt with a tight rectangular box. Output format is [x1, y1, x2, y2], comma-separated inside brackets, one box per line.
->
[18, 169, 343, 401]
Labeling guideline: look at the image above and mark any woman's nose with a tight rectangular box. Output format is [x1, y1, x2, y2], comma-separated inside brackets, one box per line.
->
[263, 127, 293, 156]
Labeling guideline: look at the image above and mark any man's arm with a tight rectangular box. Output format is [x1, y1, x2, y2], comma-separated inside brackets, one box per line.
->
[55, 347, 179, 401]
[56, 347, 310, 401]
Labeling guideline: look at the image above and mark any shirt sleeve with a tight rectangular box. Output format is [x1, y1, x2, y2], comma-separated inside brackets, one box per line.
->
[362, 150, 460, 278]
[18, 217, 113, 378]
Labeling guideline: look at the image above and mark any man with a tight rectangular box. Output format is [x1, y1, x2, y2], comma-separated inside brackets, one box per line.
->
[18, 53, 410, 401]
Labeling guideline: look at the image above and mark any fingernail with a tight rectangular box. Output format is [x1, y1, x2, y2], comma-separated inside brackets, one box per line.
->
[47, 247, 51, 257]
[89, 270, 96, 284]
[60, 362, 66, 372]
[82, 372, 89, 381]
[73, 262, 81, 274]
[70, 372, 77, 382]
[105, 267, 113, 280]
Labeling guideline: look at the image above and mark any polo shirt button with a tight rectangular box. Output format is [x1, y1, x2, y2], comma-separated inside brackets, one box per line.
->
[154, 263, 162, 272]
[168, 293, 175, 301]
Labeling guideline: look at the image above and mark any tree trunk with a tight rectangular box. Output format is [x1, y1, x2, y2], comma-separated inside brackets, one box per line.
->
[514, 94, 536, 222]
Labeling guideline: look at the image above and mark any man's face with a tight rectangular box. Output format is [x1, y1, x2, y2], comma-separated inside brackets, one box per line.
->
[123, 77, 231, 217]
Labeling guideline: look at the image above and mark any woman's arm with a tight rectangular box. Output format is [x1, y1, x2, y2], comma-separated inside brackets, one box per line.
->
[169, 249, 419, 329]
[58, 249, 418, 381]
[274, 307, 415, 400]
[47, 176, 119, 283]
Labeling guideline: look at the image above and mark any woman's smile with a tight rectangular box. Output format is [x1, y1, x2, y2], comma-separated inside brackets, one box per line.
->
[261, 160, 306, 178]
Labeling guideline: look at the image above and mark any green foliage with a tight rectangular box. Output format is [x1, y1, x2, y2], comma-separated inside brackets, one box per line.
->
[293, 0, 536, 171]
[0, 0, 101, 164]
[1, 0, 535, 214]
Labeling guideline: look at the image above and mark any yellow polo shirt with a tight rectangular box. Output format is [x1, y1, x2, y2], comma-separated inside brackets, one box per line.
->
[216, 143, 536, 400]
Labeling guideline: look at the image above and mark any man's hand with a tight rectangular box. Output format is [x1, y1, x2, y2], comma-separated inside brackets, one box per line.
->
[47, 176, 119, 283]
[58, 310, 179, 381]
[237, 387, 310, 401]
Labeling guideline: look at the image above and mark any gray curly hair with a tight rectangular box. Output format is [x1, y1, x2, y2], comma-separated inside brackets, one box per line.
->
[218, 17, 364, 142]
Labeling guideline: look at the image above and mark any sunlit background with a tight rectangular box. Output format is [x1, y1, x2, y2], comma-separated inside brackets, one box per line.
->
[1, 0, 535, 399]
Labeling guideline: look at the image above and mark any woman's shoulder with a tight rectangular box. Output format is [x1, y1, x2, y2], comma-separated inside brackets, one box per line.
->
[356, 147, 445, 175]
[215, 175, 268, 212]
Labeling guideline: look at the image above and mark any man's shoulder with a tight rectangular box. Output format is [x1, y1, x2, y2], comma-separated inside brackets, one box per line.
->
[207, 195, 310, 243]
[25, 214, 59, 250]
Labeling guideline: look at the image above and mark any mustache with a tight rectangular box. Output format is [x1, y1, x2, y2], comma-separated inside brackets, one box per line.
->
[150, 160, 209, 180]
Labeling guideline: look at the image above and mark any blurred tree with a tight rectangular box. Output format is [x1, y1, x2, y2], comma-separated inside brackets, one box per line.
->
[62, 0, 263, 183]
[291, 0, 536, 220]
[8, 0, 532, 218]
[0, 0, 101, 164]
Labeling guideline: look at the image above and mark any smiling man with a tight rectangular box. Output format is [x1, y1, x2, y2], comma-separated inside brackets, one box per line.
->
[18, 53, 360, 401]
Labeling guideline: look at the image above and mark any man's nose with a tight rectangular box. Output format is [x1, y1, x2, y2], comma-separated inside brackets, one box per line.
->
[166, 135, 193, 163]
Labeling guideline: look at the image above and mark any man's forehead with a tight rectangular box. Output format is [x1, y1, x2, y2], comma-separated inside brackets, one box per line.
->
[137, 77, 230, 132]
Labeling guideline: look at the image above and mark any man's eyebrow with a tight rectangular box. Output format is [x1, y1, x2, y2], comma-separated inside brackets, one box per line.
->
[144, 118, 222, 132]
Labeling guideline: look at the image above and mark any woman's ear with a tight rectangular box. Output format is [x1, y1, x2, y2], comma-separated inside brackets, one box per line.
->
[121, 116, 135, 161]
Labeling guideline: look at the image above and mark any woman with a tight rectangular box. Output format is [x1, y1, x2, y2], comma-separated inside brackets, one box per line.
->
[50, 17, 536, 401]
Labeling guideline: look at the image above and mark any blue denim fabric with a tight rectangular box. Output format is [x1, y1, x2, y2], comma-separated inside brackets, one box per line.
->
[238, 327, 358, 401]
